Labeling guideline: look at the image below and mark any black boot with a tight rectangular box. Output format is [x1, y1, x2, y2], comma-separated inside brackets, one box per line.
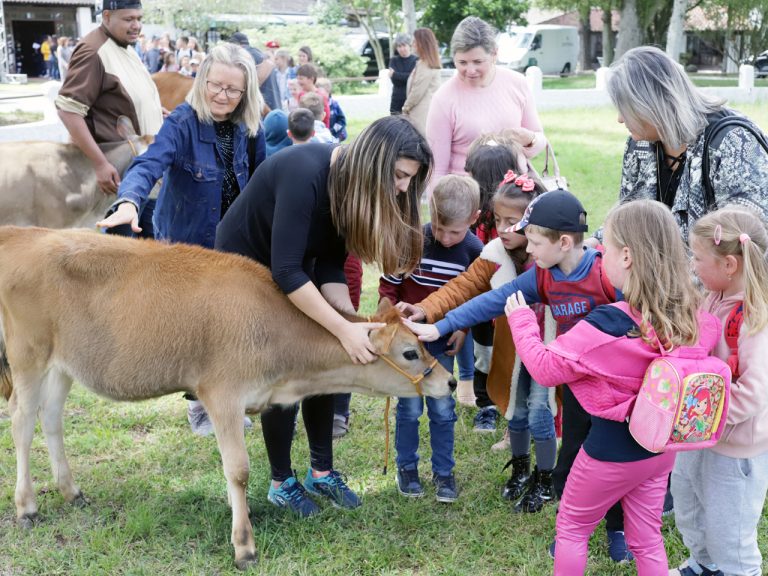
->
[514, 467, 556, 513]
[501, 454, 531, 501]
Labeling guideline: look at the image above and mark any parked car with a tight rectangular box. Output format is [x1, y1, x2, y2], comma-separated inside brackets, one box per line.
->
[345, 33, 390, 78]
[753, 50, 768, 78]
[497, 25, 580, 75]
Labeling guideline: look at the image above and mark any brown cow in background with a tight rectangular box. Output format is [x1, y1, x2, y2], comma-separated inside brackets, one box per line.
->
[152, 71, 194, 111]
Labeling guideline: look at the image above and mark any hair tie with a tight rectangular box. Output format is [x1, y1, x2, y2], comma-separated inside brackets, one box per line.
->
[514, 174, 536, 193]
[739, 233, 751, 245]
[500, 170, 517, 186]
[713, 224, 722, 246]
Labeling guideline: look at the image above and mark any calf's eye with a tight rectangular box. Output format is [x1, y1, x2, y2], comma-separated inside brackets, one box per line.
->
[403, 349, 419, 361]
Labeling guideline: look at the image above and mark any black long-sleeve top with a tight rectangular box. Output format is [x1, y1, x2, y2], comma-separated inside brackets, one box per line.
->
[215, 143, 346, 294]
[389, 54, 417, 114]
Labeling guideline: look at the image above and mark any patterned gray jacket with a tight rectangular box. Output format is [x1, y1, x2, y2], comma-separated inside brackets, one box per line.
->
[604, 111, 768, 242]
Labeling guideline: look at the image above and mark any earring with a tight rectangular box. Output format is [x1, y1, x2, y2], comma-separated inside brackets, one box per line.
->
[727, 275, 732, 281]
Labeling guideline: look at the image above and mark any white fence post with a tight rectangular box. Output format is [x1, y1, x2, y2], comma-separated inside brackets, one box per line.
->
[739, 64, 755, 91]
[525, 66, 543, 94]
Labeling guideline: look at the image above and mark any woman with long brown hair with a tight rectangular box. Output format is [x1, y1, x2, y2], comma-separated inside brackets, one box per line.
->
[401, 27, 442, 136]
[214, 115, 433, 517]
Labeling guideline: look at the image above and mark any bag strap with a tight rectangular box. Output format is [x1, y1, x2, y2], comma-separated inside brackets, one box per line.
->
[529, 143, 565, 191]
[724, 301, 744, 379]
[702, 116, 768, 209]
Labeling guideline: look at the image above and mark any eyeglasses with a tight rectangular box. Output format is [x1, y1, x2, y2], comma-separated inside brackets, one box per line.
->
[206, 81, 245, 99]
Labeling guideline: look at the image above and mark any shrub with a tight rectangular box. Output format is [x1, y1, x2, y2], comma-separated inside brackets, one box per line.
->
[243, 24, 367, 88]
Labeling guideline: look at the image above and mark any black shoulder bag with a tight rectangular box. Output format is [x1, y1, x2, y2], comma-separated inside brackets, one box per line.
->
[701, 115, 768, 209]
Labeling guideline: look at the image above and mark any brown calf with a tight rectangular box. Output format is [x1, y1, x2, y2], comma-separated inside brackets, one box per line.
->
[152, 71, 194, 111]
[0, 226, 454, 570]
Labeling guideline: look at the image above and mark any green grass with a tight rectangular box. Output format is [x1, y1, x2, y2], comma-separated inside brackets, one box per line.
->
[0, 109, 43, 127]
[542, 74, 597, 90]
[2, 105, 767, 575]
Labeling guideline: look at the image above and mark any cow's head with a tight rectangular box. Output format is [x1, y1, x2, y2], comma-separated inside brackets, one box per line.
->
[368, 299, 456, 399]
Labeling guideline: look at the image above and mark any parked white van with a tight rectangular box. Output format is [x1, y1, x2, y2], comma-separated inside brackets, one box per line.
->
[497, 25, 580, 75]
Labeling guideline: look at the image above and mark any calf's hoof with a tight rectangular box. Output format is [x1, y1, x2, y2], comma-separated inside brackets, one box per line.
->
[70, 492, 89, 508]
[17, 512, 39, 529]
[234, 552, 258, 571]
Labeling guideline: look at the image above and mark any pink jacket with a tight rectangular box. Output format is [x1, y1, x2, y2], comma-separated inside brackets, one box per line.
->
[507, 303, 722, 422]
[703, 291, 768, 458]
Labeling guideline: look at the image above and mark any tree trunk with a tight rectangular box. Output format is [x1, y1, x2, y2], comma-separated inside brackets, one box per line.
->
[579, 7, 591, 72]
[601, 4, 614, 66]
[402, 0, 417, 36]
[665, 0, 688, 62]
[615, 0, 642, 60]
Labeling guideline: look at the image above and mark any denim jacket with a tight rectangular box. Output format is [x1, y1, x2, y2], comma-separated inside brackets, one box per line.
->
[116, 102, 266, 248]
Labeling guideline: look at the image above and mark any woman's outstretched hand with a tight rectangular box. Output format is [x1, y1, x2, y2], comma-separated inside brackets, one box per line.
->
[395, 301, 426, 321]
[96, 202, 141, 233]
[337, 320, 385, 364]
[505, 290, 529, 317]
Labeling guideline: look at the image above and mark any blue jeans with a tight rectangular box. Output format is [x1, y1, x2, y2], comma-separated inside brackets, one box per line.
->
[508, 364, 555, 440]
[395, 339, 457, 477]
[455, 329, 474, 381]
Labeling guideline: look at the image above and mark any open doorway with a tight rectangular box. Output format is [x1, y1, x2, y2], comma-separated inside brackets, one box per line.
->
[12, 20, 56, 77]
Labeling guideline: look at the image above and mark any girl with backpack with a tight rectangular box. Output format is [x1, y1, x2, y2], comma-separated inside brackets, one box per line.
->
[504, 199, 721, 575]
[670, 207, 768, 576]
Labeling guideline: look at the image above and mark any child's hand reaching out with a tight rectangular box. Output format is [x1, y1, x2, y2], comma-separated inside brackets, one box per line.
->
[402, 318, 441, 342]
[505, 290, 529, 317]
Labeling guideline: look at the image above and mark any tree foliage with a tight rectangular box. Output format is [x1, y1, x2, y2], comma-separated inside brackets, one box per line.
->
[142, 0, 251, 36]
[420, 0, 529, 45]
[246, 24, 367, 81]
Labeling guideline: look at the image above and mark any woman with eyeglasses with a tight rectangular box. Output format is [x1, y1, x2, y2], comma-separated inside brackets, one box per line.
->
[97, 42, 266, 435]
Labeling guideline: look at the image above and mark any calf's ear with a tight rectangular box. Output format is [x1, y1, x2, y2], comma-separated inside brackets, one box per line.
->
[369, 323, 398, 355]
[376, 298, 393, 315]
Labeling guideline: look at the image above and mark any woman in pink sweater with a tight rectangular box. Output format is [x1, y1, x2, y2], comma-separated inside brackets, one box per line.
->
[426, 17, 547, 188]
[505, 200, 720, 576]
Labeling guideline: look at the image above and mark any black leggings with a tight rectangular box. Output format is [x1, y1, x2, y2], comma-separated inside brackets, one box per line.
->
[262, 394, 334, 482]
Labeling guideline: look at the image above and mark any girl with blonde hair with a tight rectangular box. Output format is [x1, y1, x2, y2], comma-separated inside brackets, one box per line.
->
[671, 207, 768, 576]
[505, 200, 721, 575]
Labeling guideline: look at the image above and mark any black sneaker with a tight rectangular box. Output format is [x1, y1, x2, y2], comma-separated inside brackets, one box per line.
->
[670, 564, 724, 576]
[396, 466, 424, 498]
[513, 467, 555, 513]
[432, 473, 458, 503]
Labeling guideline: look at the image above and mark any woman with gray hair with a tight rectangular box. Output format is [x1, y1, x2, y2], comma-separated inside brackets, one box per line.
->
[426, 16, 547, 191]
[389, 32, 417, 114]
[607, 45, 768, 242]
[96, 42, 266, 435]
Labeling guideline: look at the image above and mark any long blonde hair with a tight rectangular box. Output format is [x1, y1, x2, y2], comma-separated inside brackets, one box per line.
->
[187, 43, 262, 136]
[605, 200, 700, 348]
[691, 207, 768, 334]
[329, 116, 432, 275]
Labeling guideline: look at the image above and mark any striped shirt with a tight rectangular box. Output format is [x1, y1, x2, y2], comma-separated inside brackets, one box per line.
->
[379, 223, 483, 307]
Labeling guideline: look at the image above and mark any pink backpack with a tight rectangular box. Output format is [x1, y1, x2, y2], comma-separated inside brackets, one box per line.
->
[614, 303, 732, 453]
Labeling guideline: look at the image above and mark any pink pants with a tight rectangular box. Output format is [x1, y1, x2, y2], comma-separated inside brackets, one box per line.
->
[554, 448, 676, 576]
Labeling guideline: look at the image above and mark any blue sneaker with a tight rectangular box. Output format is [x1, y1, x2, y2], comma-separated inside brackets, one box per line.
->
[396, 466, 424, 498]
[432, 472, 458, 503]
[304, 469, 362, 509]
[606, 530, 634, 564]
[473, 406, 498, 433]
[548, 540, 555, 559]
[267, 476, 320, 518]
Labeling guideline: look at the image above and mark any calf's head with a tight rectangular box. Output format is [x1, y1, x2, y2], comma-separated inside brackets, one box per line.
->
[367, 300, 456, 399]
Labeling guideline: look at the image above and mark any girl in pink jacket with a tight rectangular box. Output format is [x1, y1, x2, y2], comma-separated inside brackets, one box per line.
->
[670, 207, 768, 576]
[505, 199, 719, 576]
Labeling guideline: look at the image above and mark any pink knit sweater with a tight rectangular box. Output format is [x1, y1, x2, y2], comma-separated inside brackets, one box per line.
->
[507, 303, 721, 422]
[425, 67, 546, 185]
